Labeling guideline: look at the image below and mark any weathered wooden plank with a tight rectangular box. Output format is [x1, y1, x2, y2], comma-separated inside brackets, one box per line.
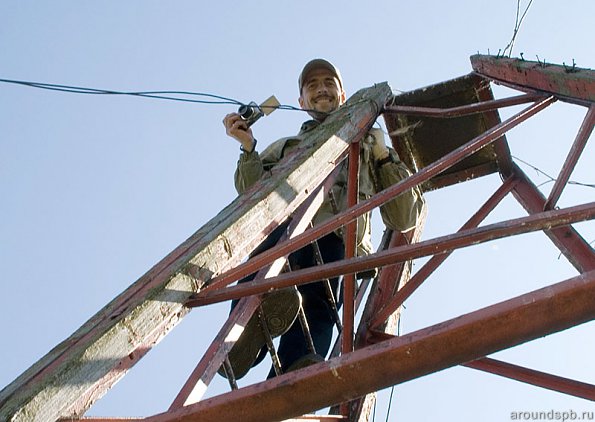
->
[0, 83, 392, 422]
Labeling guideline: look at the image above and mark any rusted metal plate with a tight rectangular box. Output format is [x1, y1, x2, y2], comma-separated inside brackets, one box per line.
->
[384, 73, 510, 191]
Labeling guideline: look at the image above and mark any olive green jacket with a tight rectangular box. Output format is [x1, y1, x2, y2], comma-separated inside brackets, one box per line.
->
[235, 120, 425, 256]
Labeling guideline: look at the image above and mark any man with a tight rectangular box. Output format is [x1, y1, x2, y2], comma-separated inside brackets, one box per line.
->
[222, 59, 424, 379]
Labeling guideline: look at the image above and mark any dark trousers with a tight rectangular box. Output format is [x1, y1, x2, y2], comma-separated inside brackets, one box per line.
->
[232, 222, 345, 378]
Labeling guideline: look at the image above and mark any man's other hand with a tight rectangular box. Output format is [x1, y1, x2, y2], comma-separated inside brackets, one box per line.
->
[368, 128, 390, 160]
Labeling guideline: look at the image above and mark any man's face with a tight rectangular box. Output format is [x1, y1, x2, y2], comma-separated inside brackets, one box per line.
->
[299, 68, 346, 119]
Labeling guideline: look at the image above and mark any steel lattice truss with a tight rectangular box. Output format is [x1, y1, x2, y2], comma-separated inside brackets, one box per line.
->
[1, 55, 593, 422]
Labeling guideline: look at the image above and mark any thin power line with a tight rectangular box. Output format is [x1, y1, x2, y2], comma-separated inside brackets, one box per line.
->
[0, 77, 306, 113]
[514, 156, 594, 268]
[513, 155, 595, 190]
[385, 386, 396, 422]
[501, 0, 535, 58]
[0, 78, 242, 105]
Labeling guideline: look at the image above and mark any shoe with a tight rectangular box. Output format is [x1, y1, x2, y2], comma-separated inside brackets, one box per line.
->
[286, 353, 325, 373]
[219, 286, 301, 380]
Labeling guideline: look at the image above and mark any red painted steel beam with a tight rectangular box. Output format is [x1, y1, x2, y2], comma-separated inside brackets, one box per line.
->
[64, 415, 348, 422]
[328, 232, 395, 360]
[360, 232, 410, 330]
[144, 271, 595, 422]
[190, 201, 595, 306]
[169, 296, 261, 409]
[544, 104, 595, 210]
[370, 176, 518, 329]
[383, 93, 545, 118]
[511, 163, 595, 272]
[348, 230, 416, 420]
[201, 96, 556, 293]
[342, 141, 360, 354]
[471, 55, 595, 105]
[463, 357, 595, 400]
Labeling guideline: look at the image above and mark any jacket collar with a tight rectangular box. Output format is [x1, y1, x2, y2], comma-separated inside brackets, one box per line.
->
[298, 120, 320, 135]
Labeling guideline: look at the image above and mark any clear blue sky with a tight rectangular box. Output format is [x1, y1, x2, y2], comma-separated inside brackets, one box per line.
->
[1, 1, 593, 420]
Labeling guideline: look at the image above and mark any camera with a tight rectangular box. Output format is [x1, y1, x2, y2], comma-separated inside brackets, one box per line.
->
[238, 101, 264, 127]
[237, 95, 280, 127]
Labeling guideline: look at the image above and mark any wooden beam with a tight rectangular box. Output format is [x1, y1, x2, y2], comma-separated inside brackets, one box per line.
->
[470, 54, 595, 105]
[0, 83, 392, 422]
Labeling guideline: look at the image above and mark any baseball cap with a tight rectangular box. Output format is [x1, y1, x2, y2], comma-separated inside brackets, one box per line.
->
[298, 59, 343, 92]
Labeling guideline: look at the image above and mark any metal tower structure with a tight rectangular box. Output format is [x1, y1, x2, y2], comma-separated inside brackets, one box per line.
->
[1, 55, 593, 422]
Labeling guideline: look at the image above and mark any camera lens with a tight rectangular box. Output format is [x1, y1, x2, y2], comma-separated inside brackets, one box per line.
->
[239, 104, 255, 120]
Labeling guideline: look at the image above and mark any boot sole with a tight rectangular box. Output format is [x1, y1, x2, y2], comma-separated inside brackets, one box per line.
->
[220, 286, 301, 379]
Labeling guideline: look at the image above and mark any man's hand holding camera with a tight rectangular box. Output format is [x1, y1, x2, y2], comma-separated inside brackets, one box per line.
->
[223, 113, 256, 153]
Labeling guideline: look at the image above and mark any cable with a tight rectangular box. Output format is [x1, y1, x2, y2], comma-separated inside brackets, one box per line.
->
[0, 78, 245, 105]
[372, 397, 377, 422]
[513, 155, 595, 190]
[501, 0, 535, 58]
[0, 77, 312, 114]
[384, 386, 395, 422]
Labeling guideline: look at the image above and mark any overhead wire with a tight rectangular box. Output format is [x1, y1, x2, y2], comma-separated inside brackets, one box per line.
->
[0, 77, 308, 113]
[513, 155, 595, 256]
[513, 155, 595, 190]
[501, 0, 535, 58]
[5, 79, 592, 181]
[5, 78, 592, 193]
[382, 303, 403, 422]
[0, 78, 243, 105]
[384, 386, 396, 422]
